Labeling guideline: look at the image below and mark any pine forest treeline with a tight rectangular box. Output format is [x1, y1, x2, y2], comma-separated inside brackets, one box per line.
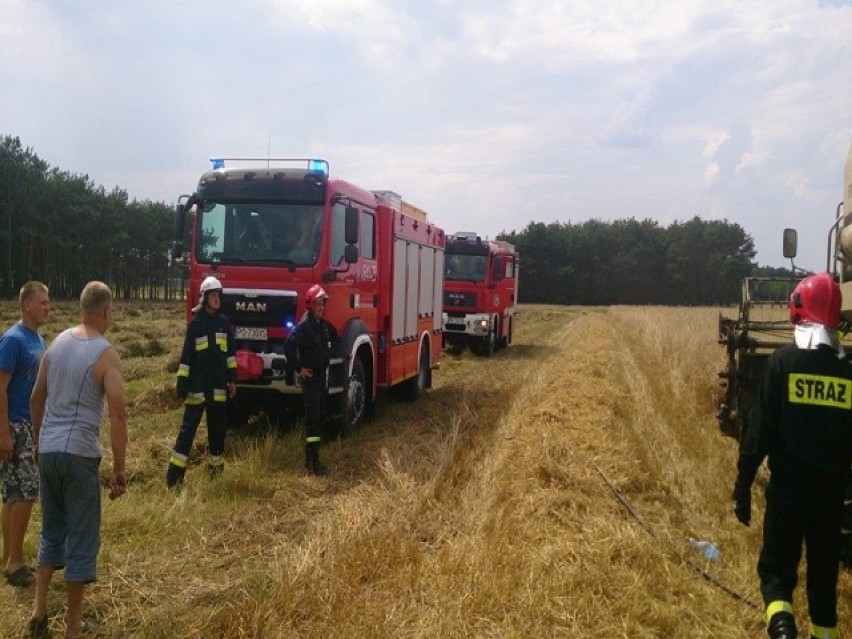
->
[4, 135, 763, 304]
[500, 217, 758, 306]
[0, 135, 179, 300]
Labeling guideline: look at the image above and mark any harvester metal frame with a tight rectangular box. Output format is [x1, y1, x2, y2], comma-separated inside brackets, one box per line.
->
[716, 277, 806, 442]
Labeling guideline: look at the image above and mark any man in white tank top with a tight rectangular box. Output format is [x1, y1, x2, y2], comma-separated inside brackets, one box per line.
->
[27, 281, 128, 639]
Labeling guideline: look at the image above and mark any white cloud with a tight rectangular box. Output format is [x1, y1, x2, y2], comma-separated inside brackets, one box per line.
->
[2, 0, 852, 270]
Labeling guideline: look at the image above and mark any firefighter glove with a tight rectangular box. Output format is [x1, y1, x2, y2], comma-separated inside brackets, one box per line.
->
[176, 377, 188, 400]
[732, 482, 751, 527]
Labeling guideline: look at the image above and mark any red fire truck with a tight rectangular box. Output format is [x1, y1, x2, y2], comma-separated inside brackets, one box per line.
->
[171, 158, 445, 434]
[441, 232, 519, 356]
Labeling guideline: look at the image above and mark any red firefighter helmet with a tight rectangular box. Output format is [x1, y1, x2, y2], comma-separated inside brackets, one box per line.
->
[789, 271, 841, 329]
[305, 284, 328, 311]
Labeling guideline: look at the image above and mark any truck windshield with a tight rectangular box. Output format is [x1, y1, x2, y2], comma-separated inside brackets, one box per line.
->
[445, 254, 488, 282]
[195, 202, 324, 266]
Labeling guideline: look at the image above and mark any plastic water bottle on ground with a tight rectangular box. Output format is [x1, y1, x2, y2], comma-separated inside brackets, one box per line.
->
[686, 536, 720, 561]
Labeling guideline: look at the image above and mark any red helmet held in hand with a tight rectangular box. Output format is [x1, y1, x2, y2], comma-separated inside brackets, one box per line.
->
[789, 271, 842, 329]
[305, 284, 328, 311]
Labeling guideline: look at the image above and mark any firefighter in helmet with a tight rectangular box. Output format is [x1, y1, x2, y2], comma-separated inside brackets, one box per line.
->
[283, 284, 338, 475]
[166, 276, 237, 487]
[733, 272, 852, 639]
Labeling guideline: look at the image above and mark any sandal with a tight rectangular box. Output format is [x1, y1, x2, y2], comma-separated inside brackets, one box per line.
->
[6, 564, 35, 587]
[28, 615, 50, 639]
[65, 618, 96, 638]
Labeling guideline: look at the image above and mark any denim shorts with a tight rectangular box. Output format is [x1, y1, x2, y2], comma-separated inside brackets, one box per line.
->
[37, 452, 101, 582]
[0, 420, 39, 503]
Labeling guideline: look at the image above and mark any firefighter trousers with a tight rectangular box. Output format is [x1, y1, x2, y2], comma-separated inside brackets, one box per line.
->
[173, 403, 228, 460]
[843, 475, 852, 566]
[758, 476, 845, 628]
[302, 377, 327, 445]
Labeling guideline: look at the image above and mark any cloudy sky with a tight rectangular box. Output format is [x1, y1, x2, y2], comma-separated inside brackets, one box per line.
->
[3, 0, 852, 269]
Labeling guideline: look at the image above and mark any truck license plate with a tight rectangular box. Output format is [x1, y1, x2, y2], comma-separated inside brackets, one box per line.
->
[235, 326, 268, 341]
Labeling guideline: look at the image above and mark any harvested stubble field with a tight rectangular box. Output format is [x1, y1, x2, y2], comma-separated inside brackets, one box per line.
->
[0, 301, 849, 638]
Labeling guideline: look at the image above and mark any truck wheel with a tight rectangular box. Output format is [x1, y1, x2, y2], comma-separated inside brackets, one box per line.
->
[399, 346, 429, 401]
[445, 337, 464, 355]
[227, 395, 252, 430]
[338, 357, 366, 438]
[338, 357, 367, 437]
[497, 318, 509, 349]
[481, 325, 496, 357]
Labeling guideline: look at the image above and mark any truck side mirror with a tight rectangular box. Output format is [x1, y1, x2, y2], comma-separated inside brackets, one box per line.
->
[344, 206, 359, 245]
[169, 240, 184, 262]
[344, 244, 359, 263]
[170, 201, 188, 263]
[782, 228, 798, 259]
[173, 202, 186, 242]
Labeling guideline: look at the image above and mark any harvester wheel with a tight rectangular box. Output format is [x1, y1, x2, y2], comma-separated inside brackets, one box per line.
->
[735, 353, 769, 444]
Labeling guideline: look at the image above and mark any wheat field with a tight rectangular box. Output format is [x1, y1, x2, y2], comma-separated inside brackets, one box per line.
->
[0, 301, 849, 638]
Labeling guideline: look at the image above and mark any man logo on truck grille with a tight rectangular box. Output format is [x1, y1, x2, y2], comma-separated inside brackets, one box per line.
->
[788, 373, 852, 409]
[236, 302, 267, 312]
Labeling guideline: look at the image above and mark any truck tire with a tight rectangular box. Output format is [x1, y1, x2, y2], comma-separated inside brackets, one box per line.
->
[338, 357, 366, 438]
[227, 395, 252, 430]
[399, 346, 429, 402]
[480, 324, 496, 357]
[445, 336, 464, 355]
[497, 317, 509, 349]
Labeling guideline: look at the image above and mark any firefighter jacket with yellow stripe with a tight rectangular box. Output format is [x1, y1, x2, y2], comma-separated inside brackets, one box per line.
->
[175, 309, 237, 406]
[737, 343, 852, 487]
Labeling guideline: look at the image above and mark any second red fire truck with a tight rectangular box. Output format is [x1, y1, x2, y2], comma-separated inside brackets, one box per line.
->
[441, 232, 519, 356]
[171, 158, 445, 434]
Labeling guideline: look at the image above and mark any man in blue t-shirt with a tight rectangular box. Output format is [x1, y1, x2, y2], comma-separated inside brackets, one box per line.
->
[0, 281, 49, 588]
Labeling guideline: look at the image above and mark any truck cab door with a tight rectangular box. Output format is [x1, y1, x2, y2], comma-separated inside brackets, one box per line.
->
[492, 256, 504, 283]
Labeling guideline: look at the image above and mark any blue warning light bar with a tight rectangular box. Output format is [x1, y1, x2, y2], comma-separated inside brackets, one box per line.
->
[308, 159, 329, 175]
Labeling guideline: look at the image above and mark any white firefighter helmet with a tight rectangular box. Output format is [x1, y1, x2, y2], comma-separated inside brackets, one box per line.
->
[200, 276, 223, 297]
[193, 276, 223, 312]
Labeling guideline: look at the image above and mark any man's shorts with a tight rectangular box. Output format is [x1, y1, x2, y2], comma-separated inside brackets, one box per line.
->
[37, 452, 101, 583]
[0, 420, 39, 503]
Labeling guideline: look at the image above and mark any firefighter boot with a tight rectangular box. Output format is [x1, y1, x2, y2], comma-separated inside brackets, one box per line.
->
[305, 442, 328, 476]
[165, 462, 186, 488]
[767, 612, 798, 639]
[208, 455, 224, 479]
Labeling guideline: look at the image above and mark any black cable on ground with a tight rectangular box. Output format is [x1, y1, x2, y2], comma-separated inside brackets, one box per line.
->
[589, 460, 761, 610]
